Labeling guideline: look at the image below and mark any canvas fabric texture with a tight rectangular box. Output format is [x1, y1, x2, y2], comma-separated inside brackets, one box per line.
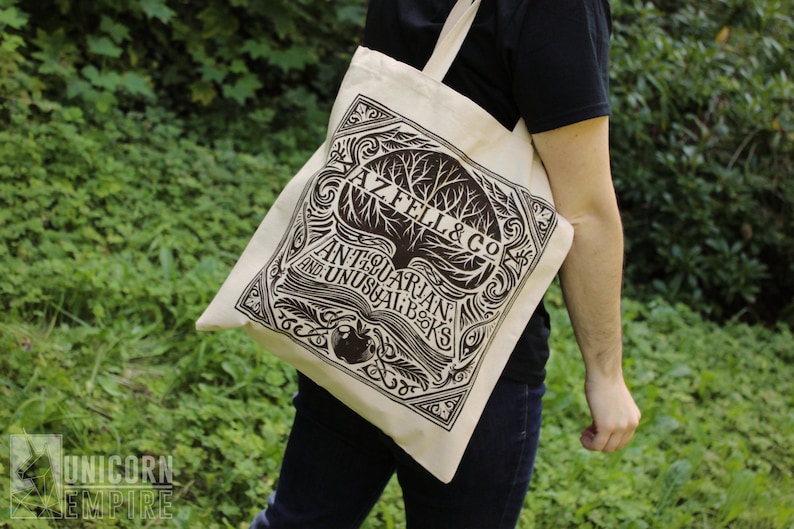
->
[196, 0, 573, 483]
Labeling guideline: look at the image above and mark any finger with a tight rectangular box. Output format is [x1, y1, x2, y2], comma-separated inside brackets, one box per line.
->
[601, 432, 624, 453]
[604, 423, 639, 452]
[580, 424, 608, 451]
[582, 424, 633, 452]
[617, 428, 638, 450]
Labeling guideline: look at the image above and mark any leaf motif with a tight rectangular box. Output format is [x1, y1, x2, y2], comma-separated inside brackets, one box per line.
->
[376, 128, 436, 151]
[274, 298, 323, 326]
[482, 178, 513, 218]
[387, 358, 429, 390]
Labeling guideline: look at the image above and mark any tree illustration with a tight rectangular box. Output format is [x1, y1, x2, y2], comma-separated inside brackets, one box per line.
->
[337, 149, 502, 291]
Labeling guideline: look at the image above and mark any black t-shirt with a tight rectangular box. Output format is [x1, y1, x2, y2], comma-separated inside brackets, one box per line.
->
[362, 0, 612, 385]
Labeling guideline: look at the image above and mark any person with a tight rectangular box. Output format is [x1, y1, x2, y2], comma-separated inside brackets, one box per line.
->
[250, 1, 641, 527]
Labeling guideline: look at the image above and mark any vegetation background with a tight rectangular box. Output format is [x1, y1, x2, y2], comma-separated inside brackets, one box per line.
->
[0, 0, 791, 527]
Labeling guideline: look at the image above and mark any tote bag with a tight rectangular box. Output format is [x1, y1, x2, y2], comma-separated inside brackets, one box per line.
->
[197, 0, 573, 484]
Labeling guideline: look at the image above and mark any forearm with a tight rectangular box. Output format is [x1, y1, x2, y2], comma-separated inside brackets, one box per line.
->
[558, 199, 625, 381]
[533, 116, 640, 451]
[560, 199, 640, 452]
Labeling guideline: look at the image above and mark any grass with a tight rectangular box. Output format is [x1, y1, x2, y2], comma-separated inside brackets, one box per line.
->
[1, 290, 791, 528]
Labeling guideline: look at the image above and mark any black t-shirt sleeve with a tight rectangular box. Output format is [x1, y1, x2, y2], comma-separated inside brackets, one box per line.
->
[510, 0, 612, 133]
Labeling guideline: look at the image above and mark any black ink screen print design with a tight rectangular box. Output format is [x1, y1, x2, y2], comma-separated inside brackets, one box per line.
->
[236, 95, 557, 429]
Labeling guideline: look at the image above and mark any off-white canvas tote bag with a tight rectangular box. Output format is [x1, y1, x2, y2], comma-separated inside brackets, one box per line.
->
[197, 0, 573, 483]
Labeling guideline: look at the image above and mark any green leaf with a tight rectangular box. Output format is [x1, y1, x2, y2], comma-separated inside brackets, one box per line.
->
[140, 0, 176, 23]
[221, 73, 262, 105]
[0, 33, 24, 53]
[97, 374, 125, 397]
[264, 369, 286, 387]
[266, 46, 315, 72]
[120, 71, 155, 99]
[189, 80, 217, 105]
[66, 78, 91, 100]
[86, 35, 123, 58]
[0, 7, 29, 29]
[267, 9, 298, 40]
[199, 63, 227, 84]
[656, 460, 692, 516]
[229, 59, 248, 75]
[197, 2, 239, 38]
[90, 90, 118, 113]
[33, 48, 76, 77]
[82, 65, 121, 91]
[336, 4, 365, 25]
[221, 358, 248, 383]
[240, 39, 271, 60]
[99, 15, 130, 44]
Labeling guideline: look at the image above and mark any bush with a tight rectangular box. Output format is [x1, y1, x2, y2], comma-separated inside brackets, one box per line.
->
[1, 0, 365, 148]
[610, 0, 793, 322]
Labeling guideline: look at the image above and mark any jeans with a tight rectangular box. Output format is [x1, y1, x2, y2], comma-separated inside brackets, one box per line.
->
[250, 373, 545, 529]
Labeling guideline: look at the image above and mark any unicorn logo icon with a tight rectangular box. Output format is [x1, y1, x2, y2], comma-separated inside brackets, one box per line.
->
[10, 434, 63, 519]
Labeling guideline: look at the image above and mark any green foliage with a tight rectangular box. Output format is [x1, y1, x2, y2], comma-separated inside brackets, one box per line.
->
[2, 288, 791, 527]
[0, 322, 297, 528]
[0, 98, 304, 524]
[0, 69, 791, 529]
[0, 1, 792, 526]
[2, 0, 364, 144]
[2, 0, 790, 321]
[610, 0, 793, 322]
[0, 100, 292, 329]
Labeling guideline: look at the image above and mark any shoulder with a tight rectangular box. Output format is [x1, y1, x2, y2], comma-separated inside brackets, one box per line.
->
[363, 0, 454, 69]
[506, 0, 611, 40]
[506, 0, 613, 132]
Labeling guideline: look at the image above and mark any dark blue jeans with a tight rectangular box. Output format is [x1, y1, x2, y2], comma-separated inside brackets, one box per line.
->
[250, 373, 544, 529]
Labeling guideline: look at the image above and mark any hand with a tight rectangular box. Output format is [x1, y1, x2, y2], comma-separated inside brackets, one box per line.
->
[580, 373, 641, 452]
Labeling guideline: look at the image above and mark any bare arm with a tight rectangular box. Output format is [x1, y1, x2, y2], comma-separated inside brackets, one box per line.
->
[532, 116, 640, 452]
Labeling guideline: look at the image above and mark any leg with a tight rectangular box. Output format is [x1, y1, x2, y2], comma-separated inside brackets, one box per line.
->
[396, 378, 545, 529]
[250, 374, 396, 529]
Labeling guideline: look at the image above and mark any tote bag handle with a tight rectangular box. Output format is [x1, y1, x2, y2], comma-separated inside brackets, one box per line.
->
[422, 1, 534, 141]
[423, 0, 481, 81]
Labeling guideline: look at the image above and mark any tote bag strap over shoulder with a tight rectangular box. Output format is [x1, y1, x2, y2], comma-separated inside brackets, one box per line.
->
[423, 0, 535, 144]
[423, 0, 481, 81]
